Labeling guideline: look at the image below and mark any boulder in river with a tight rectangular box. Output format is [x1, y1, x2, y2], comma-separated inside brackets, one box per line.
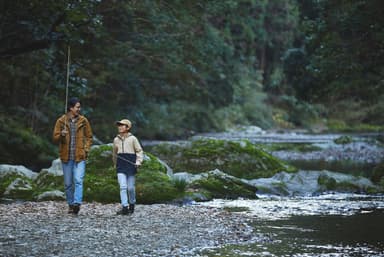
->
[150, 138, 296, 179]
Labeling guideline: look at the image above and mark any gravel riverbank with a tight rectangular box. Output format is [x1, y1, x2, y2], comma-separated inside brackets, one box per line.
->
[0, 201, 258, 257]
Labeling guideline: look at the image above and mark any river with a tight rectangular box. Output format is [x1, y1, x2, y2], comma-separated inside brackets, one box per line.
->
[199, 195, 384, 256]
[194, 129, 384, 256]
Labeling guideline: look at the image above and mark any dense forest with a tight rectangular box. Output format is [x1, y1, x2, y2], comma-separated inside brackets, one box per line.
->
[1, 0, 383, 170]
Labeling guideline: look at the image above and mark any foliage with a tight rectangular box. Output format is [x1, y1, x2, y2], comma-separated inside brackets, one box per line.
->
[0, 115, 56, 171]
[1, 0, 383, 170]
[285, 0, 384, 127]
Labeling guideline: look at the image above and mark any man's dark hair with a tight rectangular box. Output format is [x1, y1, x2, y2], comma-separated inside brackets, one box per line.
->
[67, 97, 81, 111]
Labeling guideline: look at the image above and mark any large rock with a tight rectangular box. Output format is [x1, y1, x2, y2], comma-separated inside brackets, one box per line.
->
[39, 159, 63, 176]
[249, 170, 379, 196]
[35, 159, 63, 189]
[0, 164, 37, 179]
[188, 169, 258, 200]
[150, 138, 296, 179]
[3, 177, 34, 200]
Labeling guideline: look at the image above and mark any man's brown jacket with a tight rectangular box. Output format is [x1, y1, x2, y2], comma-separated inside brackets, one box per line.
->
[53, 114, 93, 162]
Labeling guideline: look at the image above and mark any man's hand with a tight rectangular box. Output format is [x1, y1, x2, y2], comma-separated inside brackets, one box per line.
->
[61, 130, 68, 137]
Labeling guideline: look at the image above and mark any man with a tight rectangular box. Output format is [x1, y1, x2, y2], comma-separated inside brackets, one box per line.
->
[53, 97, 93, 215]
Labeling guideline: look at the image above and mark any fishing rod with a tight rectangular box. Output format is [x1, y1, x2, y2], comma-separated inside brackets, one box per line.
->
[116, 154, 138, 166]
[64, 45, 70, 129]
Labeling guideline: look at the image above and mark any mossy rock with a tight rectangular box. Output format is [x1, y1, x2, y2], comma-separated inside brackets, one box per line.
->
[189, 170, 258, 200]
[0, 173, 31, 197]
[83, 146, 180, 204]
[150, 139, 296, 179]
[3, 177, 34, 200]
[334, 135, 353, 145]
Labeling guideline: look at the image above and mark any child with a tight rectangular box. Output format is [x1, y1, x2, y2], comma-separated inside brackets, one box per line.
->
[112, 119, 143, 215]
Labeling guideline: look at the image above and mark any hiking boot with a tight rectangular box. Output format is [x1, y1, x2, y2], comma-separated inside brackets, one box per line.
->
[68, 205, 74, 214]
[72, 204, 80, 215]
[117, 206, 129, 215]
[128, 204, 135, 214]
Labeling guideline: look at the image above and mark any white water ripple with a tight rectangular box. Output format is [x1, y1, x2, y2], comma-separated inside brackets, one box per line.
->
[199, 194, 384, 220]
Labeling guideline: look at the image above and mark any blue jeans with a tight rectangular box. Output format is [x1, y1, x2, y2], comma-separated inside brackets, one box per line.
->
[117, 173, 136, 207]
[62, 160, 86, 205]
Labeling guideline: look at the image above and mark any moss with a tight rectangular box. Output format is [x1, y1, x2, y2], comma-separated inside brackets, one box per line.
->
[136, 170, 181, 204]
[190, 173, 257, 199]
[150, 139, 296, 179]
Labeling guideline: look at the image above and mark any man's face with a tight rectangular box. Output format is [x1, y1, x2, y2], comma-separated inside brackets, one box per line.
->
[70, 102, 81, 116]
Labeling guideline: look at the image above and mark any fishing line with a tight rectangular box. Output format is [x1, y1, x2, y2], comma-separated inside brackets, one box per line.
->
[116, 154, 137, 166]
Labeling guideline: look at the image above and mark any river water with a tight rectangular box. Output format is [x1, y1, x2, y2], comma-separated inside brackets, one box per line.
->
[200, 195, 384, 256]
[194, 129, 384, 256]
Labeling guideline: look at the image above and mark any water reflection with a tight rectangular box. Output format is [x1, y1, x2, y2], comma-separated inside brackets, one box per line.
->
[200, 196, 384, 256]
[203, 210, 384, 256]
[258, 211, 384, 256]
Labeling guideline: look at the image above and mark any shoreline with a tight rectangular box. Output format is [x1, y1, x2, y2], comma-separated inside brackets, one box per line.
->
[0, 201, 259, 257]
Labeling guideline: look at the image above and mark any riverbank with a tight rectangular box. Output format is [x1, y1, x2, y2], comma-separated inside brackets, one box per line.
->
[0, 201, 259, 257]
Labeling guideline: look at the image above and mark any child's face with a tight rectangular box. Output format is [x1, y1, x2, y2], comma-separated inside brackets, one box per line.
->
[118, 124, 129, 133]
